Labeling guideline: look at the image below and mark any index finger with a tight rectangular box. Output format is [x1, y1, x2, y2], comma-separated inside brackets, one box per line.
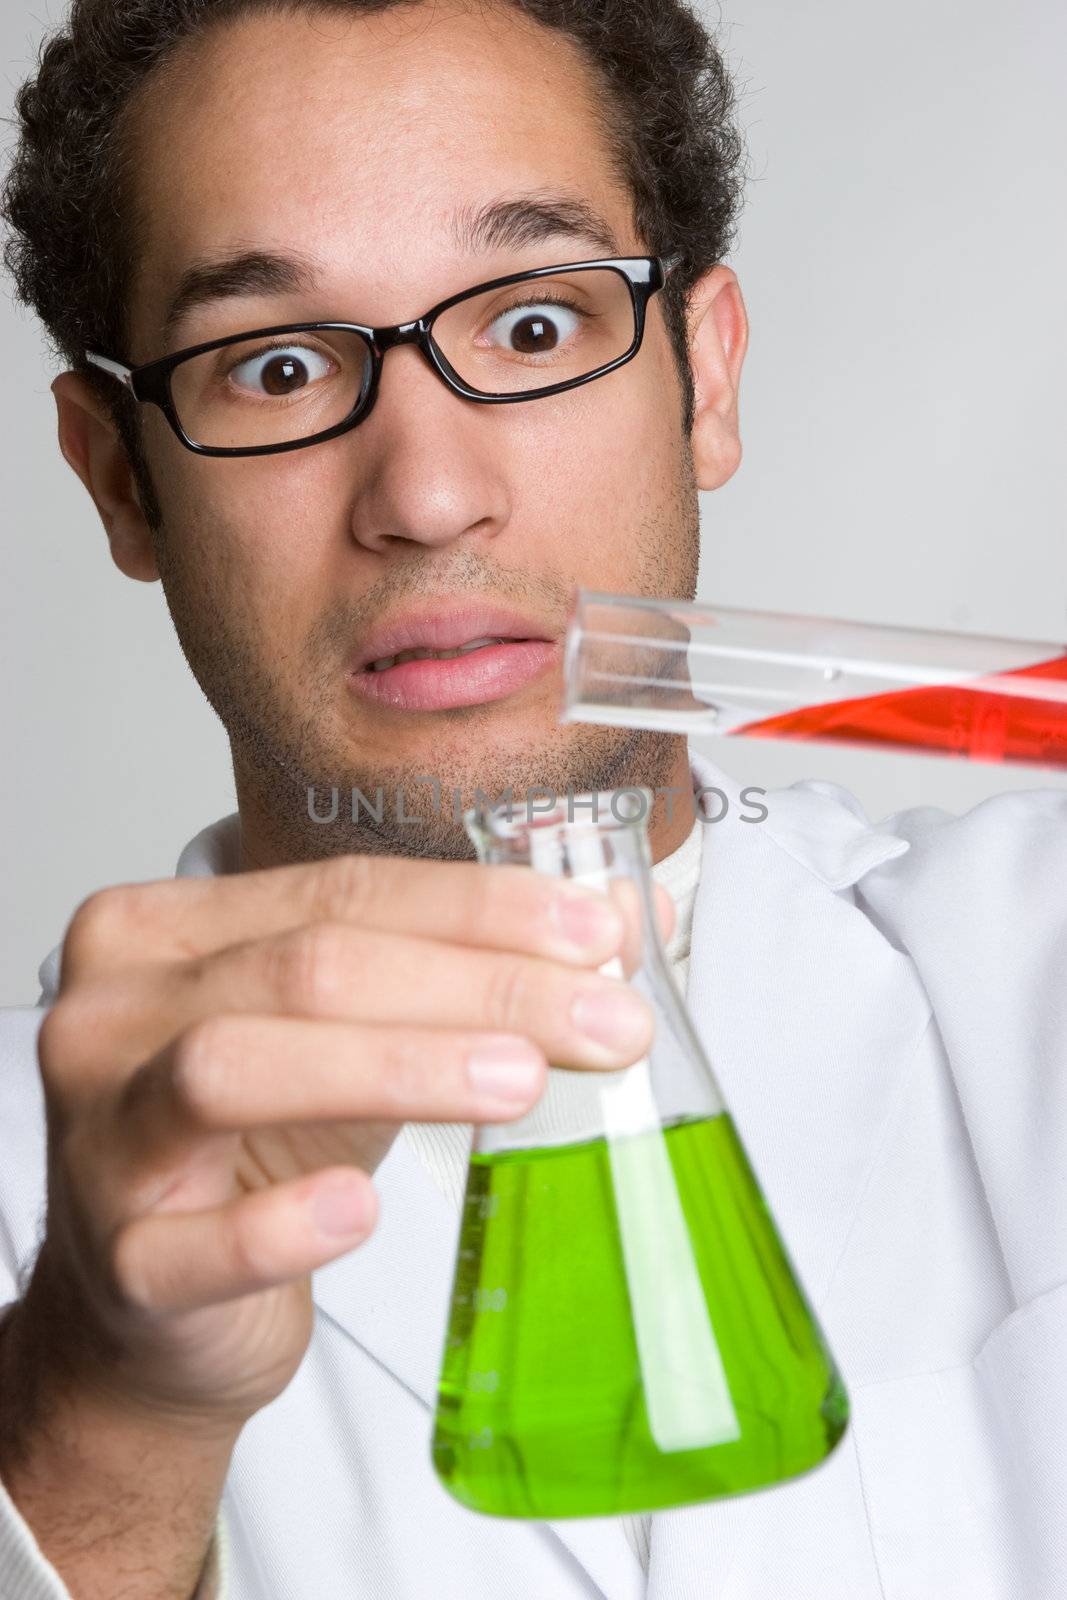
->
[67, 853, 636, 972]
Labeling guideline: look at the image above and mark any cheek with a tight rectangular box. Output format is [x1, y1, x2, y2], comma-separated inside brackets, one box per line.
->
[509, 352, 683, 530]
[193, 448, 340, 561]
[156, 451, 338, 639]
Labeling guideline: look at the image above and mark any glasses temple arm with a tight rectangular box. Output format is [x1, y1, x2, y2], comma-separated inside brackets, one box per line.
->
[85, 351, 135, 391]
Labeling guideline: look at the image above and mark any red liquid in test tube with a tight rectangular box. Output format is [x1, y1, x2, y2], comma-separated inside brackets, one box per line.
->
[734, 652, 1067, 767]
[564, 592, 1067, 771]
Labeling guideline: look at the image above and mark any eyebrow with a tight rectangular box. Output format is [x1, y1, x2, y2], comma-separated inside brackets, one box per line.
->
[452, 192, 621, 258]
[158, 192, 623, 345]
[161, 247, 318, 345]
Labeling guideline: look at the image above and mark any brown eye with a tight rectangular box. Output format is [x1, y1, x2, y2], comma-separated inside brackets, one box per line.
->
[487, 302, 581, 356]
[228, 344, 335, 396]
[510, 314, 559, 353]
[261, 354, 309, 393]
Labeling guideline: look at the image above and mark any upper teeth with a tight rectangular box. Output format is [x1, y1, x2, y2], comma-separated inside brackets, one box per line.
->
[367, 637, 508, 672]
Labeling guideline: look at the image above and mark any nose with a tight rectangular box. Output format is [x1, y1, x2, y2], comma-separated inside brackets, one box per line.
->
[346, 339, 511, 555]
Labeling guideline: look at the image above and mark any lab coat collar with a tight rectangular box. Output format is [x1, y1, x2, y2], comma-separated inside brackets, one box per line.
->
[34, 751, 932, 1600]
[34, 752, 908, 1005]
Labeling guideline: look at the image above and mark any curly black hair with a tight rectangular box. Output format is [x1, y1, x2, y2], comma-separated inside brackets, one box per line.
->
[2, 0, 747, 518]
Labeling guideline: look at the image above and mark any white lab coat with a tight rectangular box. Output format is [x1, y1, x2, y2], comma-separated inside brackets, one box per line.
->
[1, 748, 1065, 1599]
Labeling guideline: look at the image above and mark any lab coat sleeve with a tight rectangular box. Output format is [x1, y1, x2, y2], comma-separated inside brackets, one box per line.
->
[0, 1466, 230, 1600]
[0, 1471, 71, 1600]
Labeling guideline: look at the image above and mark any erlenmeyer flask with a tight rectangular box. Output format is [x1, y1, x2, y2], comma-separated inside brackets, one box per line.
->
[431, 788, 849, 1520]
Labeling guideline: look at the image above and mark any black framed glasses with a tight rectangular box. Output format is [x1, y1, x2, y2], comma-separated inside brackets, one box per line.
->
[85, 254, 682, 458]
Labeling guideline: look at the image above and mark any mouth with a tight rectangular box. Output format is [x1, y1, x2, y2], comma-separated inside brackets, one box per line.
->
[363, 635, 520, 672]
[347, 606, 559, 713]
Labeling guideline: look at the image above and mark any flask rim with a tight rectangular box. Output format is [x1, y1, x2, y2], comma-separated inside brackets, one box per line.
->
[464, 784, 654, 844]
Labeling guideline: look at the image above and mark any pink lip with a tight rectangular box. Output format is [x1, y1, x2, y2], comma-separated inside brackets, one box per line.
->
[349, 638, 558, 712]
[346, 600, 558, 712]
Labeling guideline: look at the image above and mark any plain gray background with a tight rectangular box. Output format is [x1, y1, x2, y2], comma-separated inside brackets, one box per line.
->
[1, 0, 1065, 1004]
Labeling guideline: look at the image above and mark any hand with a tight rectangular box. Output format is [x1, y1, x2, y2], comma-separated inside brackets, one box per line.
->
[24, 853, 674, 1436]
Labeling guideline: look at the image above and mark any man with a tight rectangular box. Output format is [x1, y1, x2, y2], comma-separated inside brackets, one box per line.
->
[0, 0, 1064, 1597]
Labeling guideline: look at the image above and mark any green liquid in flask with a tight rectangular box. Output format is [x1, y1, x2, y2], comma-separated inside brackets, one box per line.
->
[432, 1112, 848, 1519]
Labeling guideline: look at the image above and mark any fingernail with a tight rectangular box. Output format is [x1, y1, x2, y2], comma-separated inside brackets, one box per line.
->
[311, 1175, 369, 1237]
[551, 890, 622, 951]
[467, 1038, 543, 1103]
[571, 986, 651, 1055]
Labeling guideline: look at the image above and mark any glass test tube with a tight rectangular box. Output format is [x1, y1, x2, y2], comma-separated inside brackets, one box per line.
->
[561, 590, 1067, 769]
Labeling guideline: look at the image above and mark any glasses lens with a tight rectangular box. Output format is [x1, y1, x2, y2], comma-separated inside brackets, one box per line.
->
[169, 328, 373, 449]
[430, 267, 638, 397]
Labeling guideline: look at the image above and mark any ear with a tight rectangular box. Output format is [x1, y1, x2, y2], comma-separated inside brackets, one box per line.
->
[51, 372, 160, 582]
[685, 265, 749, 491]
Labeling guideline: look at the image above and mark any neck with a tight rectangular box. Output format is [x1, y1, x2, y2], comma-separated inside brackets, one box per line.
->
[643, 739, 697, 864]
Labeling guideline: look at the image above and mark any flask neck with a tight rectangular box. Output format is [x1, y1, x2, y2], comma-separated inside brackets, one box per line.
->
[466, 784, 725, 1157]
[465, 789, 654, 881]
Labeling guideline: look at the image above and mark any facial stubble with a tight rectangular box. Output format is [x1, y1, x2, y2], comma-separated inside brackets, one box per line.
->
[148, 442, 701, 868]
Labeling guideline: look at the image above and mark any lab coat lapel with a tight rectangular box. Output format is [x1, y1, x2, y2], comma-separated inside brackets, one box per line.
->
[311, 1120, 644, 1599]
[684, 750, 933, 1305]
[644, 751, 933, 1599]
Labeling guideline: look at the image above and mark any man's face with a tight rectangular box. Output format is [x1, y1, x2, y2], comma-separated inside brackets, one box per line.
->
[124, 1, 704, 863]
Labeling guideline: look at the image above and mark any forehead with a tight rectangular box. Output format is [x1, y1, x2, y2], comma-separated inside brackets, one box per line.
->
[126, 2, 636, 336]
